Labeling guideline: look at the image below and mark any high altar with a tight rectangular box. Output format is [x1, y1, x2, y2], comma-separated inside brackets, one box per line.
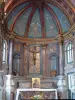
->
[0, 0, 74, 99]
[5, 38, 67, 100]
[15, 88, 58, 100]
[14, 78, 58, 99]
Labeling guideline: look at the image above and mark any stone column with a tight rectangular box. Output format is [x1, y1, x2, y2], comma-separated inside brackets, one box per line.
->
[42, 44, 47, 77]
[24, 44, 29, 77]
[57, 40, 68, 99]
[19, 43, 24, 76]
[45, 45, 48, 77]
[0, 24, 2, 70]
[5, 40, 15, 100]
[0, 71, 4, 100]
[59, 41, 64, 75]
[8, 40, 14, 74]
[57, 75, 68, 99]
[5, 75, 15, 100]
[73, 39, 75, 67]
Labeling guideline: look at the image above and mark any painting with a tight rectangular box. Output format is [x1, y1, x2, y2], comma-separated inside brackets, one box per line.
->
[32, 78, 40, 88]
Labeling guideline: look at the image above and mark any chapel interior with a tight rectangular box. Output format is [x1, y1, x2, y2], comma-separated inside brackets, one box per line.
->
[0, 0, 75, 100]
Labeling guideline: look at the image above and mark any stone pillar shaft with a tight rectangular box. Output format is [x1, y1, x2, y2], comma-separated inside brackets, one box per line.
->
[8, 40, 13, 74]
[24, 45, 28, 75]
[42, 45, 47, 76]
[73, 39, 75, 67]
[59, 41, 64, 75]
[0, 23, 2, 70]
[19, 44, 24, 76]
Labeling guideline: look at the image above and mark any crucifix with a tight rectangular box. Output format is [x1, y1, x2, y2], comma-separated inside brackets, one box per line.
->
[33, 51, 36, 65]
[30, 46, 40, 65]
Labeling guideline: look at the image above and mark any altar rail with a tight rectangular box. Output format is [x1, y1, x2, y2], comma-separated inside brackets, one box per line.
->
[15, 88, 58, 100]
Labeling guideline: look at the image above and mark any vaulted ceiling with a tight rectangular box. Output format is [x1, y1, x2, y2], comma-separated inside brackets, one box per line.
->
[0, 0, 75, 44]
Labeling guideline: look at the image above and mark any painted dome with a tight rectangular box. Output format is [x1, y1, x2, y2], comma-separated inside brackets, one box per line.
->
[7, 0, 71, 39]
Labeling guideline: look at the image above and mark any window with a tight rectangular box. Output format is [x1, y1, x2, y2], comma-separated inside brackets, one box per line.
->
[65, 42, 73, 64]
[2, 40, 8, 64]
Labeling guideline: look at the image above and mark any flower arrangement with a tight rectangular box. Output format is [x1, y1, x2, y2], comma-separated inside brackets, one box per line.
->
[31, 93, 43, 100]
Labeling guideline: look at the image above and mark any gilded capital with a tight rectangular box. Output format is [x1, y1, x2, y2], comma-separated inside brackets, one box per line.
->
[41, 44, 47, 49]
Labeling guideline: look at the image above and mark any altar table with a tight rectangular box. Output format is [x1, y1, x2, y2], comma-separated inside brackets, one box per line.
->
[15, 88, 58, 100]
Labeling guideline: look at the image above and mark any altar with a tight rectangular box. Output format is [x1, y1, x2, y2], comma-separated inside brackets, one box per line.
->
[15, 88, 58, 100]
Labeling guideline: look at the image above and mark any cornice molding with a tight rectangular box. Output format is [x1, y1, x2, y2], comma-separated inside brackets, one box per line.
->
[67, 0, 75, 12]
[4, 24, 75, 44]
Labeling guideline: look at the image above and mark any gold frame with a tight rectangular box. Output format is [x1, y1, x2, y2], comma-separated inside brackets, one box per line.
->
[32, 78, 40, 88]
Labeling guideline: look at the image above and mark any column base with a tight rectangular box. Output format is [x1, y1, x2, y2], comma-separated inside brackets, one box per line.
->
[5, 75, 16, 100]
[57, 75, 68, 99]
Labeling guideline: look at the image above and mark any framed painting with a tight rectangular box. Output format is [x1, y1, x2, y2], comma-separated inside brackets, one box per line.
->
[32, 78, 40, 88]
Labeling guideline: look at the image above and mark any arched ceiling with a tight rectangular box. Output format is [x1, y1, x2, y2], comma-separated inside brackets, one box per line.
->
[0, 0, 75, 44]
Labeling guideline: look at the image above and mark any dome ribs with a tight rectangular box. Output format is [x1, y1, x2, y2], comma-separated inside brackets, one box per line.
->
[25, 7, 37, 37]
[40, 7, 46, 38]
[5, 0, 29, 15]
[44, 3, 62, 35]
[10, 4, 32, 32]
[5, 0, 73, 41]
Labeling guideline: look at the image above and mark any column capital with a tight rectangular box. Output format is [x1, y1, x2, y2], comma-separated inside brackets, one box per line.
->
[58, 36, 64, 45]
[41, 44, 47, 49]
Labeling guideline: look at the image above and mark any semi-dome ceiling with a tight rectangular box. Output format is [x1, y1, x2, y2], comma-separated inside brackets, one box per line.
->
[6, 0, 72, 39]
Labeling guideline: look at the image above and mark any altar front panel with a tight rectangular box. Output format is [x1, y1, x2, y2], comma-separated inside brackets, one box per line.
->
[15, 89, 58, 100]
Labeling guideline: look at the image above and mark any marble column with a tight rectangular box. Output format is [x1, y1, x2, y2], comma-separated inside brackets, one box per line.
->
[59, 41, 64, 75]
[0, 24, 2, 70]
[73, 39, 75, 67]
[45, 45, 48, 77]
[19, 43, 24, 76]
[42, 44, 47, 77]
[5, 40, 16, 100]
[5, 75, 15, 100]
[8, 40, 13, 74]
[24, 45, 29, 77]
[57, 40, 68, 99]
